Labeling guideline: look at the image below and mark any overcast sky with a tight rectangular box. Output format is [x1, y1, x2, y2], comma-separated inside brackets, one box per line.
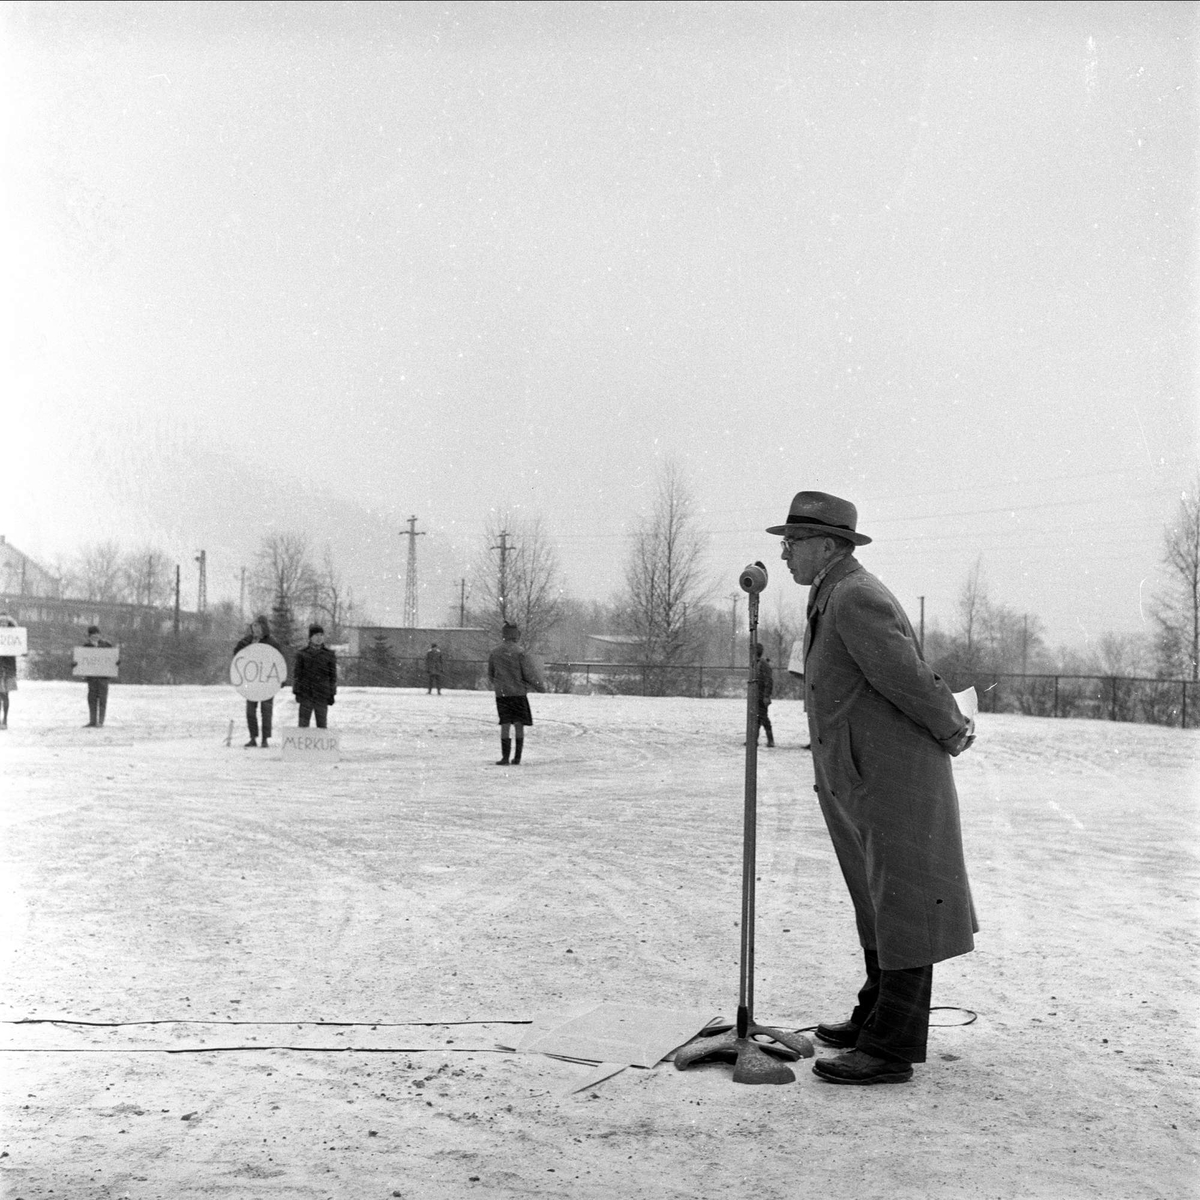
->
[3, 0, 1196, 646]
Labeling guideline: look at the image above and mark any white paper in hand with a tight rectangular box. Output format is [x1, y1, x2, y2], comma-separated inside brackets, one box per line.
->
[953, 687, 978, 720]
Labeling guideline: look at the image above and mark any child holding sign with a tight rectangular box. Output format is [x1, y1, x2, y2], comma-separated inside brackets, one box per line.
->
[232, 616, 287, 748]
[0, 614, 17, 729]
[79, 624, 117, 728]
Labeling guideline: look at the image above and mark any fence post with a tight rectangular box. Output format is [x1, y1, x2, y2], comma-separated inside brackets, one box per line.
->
[1053, 676, 1059, 719]
[641, 666, 647, 696]
[697, 664, 704, 697]
[1183, 680, 1189, 729]
[1110, 676, 1117, 722]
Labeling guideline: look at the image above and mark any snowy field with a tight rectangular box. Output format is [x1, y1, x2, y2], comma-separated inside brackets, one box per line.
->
[1, 681, 1197, 1200]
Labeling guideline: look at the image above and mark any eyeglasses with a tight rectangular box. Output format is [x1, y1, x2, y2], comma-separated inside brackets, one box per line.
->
[780, 536, 822, 553]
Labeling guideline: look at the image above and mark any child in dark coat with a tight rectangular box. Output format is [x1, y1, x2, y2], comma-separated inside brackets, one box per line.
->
[292, 624, 337, 728]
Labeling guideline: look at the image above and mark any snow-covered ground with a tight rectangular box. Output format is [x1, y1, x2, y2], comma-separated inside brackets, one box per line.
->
[1, 681, 1196, 1199]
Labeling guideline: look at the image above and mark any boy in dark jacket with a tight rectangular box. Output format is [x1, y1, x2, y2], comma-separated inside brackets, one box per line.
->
[81, 624, 116, 728]
[755, 643, 775, 748]
[292, 624, 337, 728]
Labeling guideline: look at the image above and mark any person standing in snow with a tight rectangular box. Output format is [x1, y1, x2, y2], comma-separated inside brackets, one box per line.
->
[769, 490, 976, 1086]
[486, 622, 545, 766]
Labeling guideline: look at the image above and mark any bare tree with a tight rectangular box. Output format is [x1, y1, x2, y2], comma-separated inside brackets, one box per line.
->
[761, 587, 804, 672]
[122, 547, 174, 608]
[1154, 477, 1200, 680]
[1094, 632, 1153, 678]
[619, 462, 710, 664]
[978, 603, 1047, 674]
[76, 540, 125, 603]
[471, 513, 566, 652]
[250, 532, 317, 647]
[309, 545, 348, 637]
[956, 557, 987, 666]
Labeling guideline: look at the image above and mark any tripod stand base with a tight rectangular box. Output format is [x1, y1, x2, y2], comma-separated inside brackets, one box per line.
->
[674, 1024, 814, 1085]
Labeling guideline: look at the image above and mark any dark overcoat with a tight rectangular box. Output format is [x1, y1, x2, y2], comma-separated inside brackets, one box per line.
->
[804, 555, 977, 970]
[292, 644, 337, 704]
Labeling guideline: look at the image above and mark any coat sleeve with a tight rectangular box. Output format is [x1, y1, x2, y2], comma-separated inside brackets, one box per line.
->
[521, 652, 546, 693]
[833, 582, 966, 743]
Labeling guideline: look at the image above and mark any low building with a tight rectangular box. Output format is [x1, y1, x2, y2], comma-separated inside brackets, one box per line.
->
[347, 626, 493, 662]
[346, 625, 495, 688]
[0, 535, 61, 598]
[585, 633, 649, 663]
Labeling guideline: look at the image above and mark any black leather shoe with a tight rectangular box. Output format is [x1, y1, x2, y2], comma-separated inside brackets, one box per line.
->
[816, 1051, 907, 1089]
[812, 1050, 913, 1085]
[815, 1020, 860, 1049]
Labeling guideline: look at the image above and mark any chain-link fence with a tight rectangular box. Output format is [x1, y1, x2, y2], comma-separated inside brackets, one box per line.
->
[342, 657, 760, 698]
[343, 658, 1197, 729]
[943, 671, 1197, 729]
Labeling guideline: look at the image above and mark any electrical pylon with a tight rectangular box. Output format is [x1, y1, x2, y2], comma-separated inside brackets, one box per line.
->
[402, 516, 425, 628]
[195, 550, 207, 614]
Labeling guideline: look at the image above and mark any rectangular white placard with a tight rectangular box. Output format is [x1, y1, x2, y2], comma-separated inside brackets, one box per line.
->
[281, 730, 341, 761]
[0, 627, 28, 656]
[787, 638, 805, 676]
[72, 646, 120, 678]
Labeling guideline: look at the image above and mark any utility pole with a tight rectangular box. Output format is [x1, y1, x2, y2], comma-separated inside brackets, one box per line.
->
[728, 592, 740, 667]
[401, 516, 426, 628]
[238, 567, 246, 622]
[195, 550, 207, 614]
[918, 596, 925, 653]
[1022, 613, 1029, 676]
[173, 564, 181, 637]
[492, 530, 513, 621]
[459, 578, 467, 628]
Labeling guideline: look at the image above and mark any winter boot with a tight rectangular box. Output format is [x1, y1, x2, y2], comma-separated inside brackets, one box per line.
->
[512, 738, 524, 765]
[496, 737, 511, 766]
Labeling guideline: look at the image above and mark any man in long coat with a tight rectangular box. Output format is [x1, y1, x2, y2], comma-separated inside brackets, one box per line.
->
[768, 491, 977, 1085]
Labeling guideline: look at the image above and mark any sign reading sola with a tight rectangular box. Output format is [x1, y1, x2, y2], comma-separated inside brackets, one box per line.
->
[230, 642, 288, 701]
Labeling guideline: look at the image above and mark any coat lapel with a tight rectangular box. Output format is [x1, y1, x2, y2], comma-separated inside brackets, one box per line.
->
[804, 555, 862, 662]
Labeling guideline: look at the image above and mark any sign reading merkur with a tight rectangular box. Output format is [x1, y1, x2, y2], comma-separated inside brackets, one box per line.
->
[281, 730, 341, 762]
[230, 643, 288, 701]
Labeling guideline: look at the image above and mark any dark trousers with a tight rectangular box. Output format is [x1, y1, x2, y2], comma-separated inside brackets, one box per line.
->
[86, 679, 109, 726]
[756, 702, 773, 744]
[427, 674, 442, 693]
[246, 699, 274, 740]
[298, 699, 328, 728]
[851, 947, 933, 1064]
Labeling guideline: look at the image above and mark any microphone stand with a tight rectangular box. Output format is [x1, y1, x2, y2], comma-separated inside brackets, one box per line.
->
[674, 567, 813, 1084]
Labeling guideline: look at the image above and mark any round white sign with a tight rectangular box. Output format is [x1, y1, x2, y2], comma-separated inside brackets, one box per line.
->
[230, 642, 288, 701]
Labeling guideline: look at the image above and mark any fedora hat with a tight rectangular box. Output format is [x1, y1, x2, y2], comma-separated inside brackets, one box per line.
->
[766, 491, 871, 545]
